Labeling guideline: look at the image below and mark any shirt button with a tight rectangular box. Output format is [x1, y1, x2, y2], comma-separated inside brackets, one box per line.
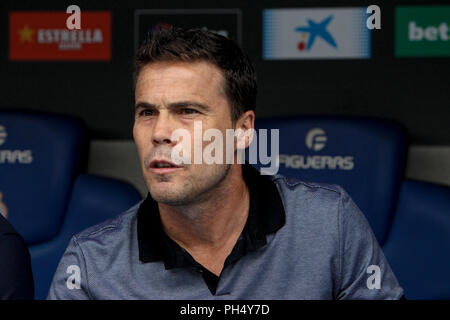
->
[197, 268, 203, 274]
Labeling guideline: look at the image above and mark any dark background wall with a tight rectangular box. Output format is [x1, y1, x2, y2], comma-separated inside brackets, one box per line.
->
[1, 0, 449, 144]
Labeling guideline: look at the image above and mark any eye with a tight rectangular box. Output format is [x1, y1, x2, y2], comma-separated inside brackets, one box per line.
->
[180, 108, 199, 115]
[138, 109, 156, 117]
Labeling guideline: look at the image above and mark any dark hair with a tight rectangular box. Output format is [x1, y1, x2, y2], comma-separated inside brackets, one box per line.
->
[133, 27, 257, 121]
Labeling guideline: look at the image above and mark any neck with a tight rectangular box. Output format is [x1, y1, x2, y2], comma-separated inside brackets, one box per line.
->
[158, 164, 250, 252]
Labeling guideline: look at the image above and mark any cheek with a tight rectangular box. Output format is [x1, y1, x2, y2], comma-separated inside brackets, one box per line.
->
[133, 123, 151, 154]
[132, 124, 141, 147]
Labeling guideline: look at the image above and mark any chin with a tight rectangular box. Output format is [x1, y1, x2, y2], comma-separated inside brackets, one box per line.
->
[149, 186, 182, 203]
[151, 194, 190, 206]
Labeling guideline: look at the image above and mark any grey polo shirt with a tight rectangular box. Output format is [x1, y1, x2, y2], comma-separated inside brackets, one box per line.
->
[47, 164, 404, 299]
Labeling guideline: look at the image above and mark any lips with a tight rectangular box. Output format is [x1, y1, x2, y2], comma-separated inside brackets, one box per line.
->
[149, 159, 183, 174]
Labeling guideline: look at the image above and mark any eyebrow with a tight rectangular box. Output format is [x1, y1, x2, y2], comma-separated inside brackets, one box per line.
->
[134, 101, 211, 113]
[134, 101, 156, 111]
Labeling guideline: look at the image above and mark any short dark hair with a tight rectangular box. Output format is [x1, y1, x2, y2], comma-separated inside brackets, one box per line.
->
[133, 27, 257, 122]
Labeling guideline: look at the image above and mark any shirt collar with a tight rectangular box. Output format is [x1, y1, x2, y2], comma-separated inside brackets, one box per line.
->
[137, 163, 286, 268]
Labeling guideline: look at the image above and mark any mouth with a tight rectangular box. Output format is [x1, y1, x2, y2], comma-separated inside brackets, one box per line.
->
[149, 159, 184, 174]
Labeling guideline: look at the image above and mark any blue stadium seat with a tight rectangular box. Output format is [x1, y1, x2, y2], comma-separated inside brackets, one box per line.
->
[252, 116, 408, 245]
[0, 111, 142, 299]
[30, 174, 142, 299]
[0, 111, 85, 244]
[252, 115, 450, 299]
[383, 179, 450, 299]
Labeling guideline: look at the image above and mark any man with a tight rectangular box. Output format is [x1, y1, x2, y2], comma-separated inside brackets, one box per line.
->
[0, 211, 34, 299]
[48, 28, 404, 299]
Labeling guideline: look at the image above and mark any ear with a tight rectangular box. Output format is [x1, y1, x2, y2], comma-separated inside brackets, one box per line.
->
[235, 110, 255, 149]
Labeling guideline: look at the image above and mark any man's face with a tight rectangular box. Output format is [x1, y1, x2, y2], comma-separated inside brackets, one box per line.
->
[133, 61, 234, 206]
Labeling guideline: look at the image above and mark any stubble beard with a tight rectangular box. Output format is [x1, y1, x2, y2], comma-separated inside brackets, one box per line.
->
[148, 163, 232, 210]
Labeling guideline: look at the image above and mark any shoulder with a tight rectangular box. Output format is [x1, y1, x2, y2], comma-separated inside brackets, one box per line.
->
[268, 173, 354, 233]
[0, 231, 29, 260]
[270, 173, 346, 205]
[73, 200, 143, 245]
[0, 216, 34, 300]
[0, 215, 28, 253]
[0, 214, 19, 237]
[270, 174, 371, 242]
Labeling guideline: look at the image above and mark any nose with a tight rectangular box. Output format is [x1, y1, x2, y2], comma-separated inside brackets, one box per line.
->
[152, 111, 176, 146]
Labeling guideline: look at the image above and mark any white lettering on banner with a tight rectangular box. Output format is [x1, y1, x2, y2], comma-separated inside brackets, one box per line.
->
[305, 128, 327, 151]
[409, 21, 449, 41]
[66, 265, 81, 290]
[279, 154, 354, 170]
[0, 150, 33, 164]
[37, 29, 103, 44]
[277, 127, 356, 171]
[0, 126, 34, 164]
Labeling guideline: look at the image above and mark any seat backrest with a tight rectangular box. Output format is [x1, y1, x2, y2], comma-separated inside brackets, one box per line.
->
[383, 179, 450, 299]
[0, 110, 143, 299]
[0, 111, 84, 244]
[30, 174, 142, 299]
[252, 116, 407, 245]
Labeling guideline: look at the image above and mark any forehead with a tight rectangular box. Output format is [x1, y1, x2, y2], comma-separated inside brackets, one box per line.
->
[135, 60, 226, 102]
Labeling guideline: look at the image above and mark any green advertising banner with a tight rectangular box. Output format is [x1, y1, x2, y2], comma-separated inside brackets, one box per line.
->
[395, 6, 450, 57]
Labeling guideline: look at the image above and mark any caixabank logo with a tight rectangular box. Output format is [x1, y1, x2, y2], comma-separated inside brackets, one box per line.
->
[395, 6, 450, 57]
[9, 11, 111, 61]
[263, 8, 371, 59]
